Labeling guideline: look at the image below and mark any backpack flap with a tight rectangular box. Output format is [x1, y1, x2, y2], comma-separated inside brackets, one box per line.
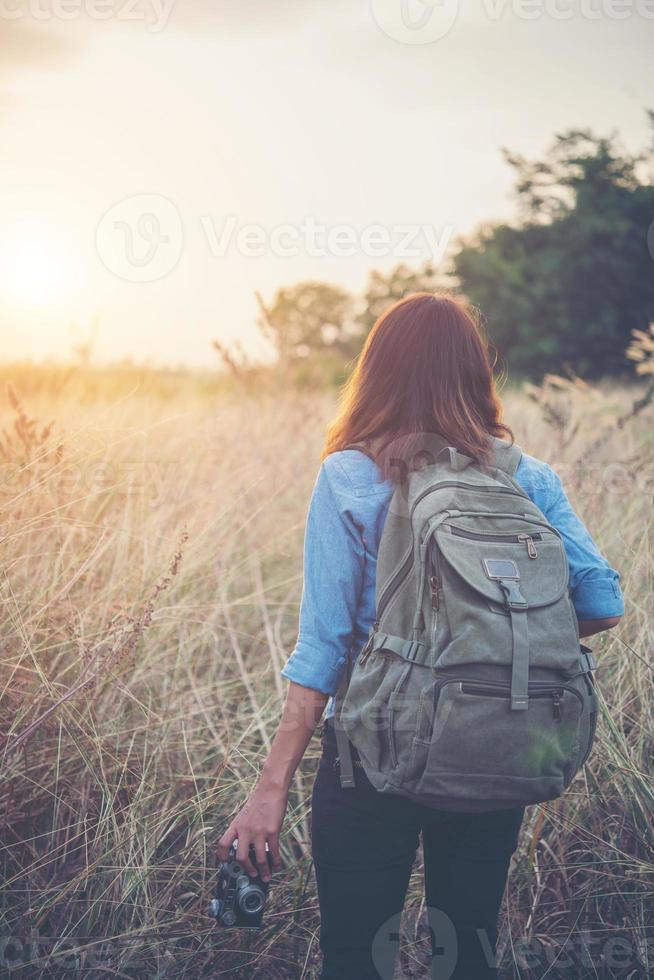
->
[434, 522, 569, 608]
[430, 518, 580, 677]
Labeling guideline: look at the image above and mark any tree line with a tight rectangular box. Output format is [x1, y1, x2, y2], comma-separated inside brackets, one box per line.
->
[219, 117, 654, 383]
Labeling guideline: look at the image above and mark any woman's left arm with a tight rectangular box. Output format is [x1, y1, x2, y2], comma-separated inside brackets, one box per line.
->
[578, 616, 622, 638]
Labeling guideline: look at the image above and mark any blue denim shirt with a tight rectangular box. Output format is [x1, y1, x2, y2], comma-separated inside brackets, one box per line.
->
[281, 449, 624, 719]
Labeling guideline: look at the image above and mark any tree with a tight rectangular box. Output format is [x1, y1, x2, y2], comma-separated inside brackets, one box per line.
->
[356, 262, 449, 336]
[454, 122, 654, 378]
[256, 281, 357, 362]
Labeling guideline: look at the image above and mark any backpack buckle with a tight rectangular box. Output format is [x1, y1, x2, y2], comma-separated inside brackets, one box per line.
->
[579, 644, 597, 673]
[403, 639, 424, 662]
[498, 579, 528, 611]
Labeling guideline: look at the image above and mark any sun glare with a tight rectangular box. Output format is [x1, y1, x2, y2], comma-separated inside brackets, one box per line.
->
[0, 218, 84, 310]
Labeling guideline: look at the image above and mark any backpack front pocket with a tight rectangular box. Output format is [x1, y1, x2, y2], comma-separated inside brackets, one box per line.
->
[413, 678, 584, 804]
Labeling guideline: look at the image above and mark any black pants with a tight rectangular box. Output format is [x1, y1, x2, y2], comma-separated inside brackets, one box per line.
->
[310, 718, 525, 980]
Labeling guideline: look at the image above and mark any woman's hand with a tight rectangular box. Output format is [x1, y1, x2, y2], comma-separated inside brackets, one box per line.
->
[216, 776, 288, 882]
[216, 680, 329, 882]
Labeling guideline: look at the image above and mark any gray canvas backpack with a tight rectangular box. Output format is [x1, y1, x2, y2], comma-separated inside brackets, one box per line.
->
[333, 436, 599, 811]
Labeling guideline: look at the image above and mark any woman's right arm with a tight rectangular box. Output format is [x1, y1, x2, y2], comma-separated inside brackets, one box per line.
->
[216, 680, 327, 880]
[216, 457, 365, 879]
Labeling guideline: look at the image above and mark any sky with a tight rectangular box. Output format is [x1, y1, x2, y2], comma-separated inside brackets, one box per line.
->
[0, 0, 652, 367]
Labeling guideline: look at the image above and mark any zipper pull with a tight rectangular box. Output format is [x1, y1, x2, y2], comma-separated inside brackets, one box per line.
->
[518, 533, 538, 559]
[429, 576, 440, 610]
[359, 621, 379, 666]
[552, 689, 562, 721]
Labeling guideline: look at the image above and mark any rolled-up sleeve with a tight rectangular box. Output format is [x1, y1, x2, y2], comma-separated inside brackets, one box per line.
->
[542, 465, 625, 621]
[280, 459, 365, 696]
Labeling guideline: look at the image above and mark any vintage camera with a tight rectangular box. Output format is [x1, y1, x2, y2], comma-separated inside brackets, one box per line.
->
[207, 841, 274, 928]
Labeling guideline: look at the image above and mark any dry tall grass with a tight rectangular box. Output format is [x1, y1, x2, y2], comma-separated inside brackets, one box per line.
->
[0, 365, 652, 979]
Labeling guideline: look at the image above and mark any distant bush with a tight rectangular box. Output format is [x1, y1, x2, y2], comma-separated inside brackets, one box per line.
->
[454, 121, 654, 379]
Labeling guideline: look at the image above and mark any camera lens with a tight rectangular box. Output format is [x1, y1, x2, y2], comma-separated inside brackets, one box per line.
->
[238, 885, 265, 915]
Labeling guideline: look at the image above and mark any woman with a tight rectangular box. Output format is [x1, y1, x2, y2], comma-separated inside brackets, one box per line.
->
[217, 293, 624, 980]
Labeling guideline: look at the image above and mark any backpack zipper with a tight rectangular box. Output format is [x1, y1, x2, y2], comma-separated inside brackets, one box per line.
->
[518, 533, 538, 559]
[450, 525, 543, 559]
[429, 575, 440, 612]
[374, 548, 414, 624]
[458, 680, 582, 720]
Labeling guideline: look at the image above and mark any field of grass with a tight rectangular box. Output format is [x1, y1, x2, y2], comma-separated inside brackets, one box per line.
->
[0, 364, 652, 979]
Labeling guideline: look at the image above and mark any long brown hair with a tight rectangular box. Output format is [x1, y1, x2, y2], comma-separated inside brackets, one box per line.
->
[322, 292, 512, 481]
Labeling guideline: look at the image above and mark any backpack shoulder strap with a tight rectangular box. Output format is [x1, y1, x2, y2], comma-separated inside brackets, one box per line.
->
[489, 437, 522, 477]
[343, 437, 522, 476]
